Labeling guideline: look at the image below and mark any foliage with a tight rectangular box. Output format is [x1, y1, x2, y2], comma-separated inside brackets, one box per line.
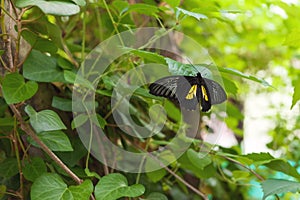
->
[1, 0, 300, 200]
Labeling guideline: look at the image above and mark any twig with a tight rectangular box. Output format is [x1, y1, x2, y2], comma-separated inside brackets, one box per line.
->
[6, 1, 14, 70]
[218, 154, 265, 181]
[131, 143, 208, 200]
[9, 104, 83, 184]
[163, 165, 208, 199]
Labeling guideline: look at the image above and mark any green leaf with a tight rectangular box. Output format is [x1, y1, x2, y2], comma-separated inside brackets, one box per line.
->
[52, 96, 72, 112]
[0, 117, 15, 127]
[242, 153, 300, 179]
[134, 88, 161, 99]
[45, 20, 64, 49]
[226, 103, 244, 120]
[264, 159, 300, 180]
[28, 130, 73, 152]
[178, 152, 216, 178]
[165, 58, 212, 78]
[23, 50, 65, 83]
[25, 105, 67, 133]
[0, 158, 19, 178]
[22, 157, 47, 182]
[145, 156, 167, 183]
[123, 47, 166, 64]
[2, 73, 38, 104]
[244, 152, 275, 163]
[232, 170, 250, 181]
[21, 30, 58, 54]
[56, 138, 87, 167]
[144, 192, 168, 200]
[176, 7, 208, 20]
[146, 168, 166, 183]
[71, 0, 86, 6]
[112, 0, 129, 15]
[283, 29, 300, 47]
[31, 173, 93, 200]
[261, 179, 300, 199]
[235, 152, 278, 166]
[164, 0, 180, 8]
[84, 168, 101, 179]
[218, 67, 271, 87]
[94, 173, 145, 200]
[57, 57, 74, 70]
[291, 77, 300, 109]
[64, 70, 94, 90]
[0, 185, 6, 199]
[96, 89, 112, 97]
[187, 149, 212, 170]
[164, 100, 181, 122]
[222, 77, 238, 95]
[72, 99, 98, 112]
[31, 173, 67, 200]
[97, 114, 107, 129]
[71, 114, 88, 130]
[68, 179, 93, 200]
[16, 0, 80, 16]
[128, 3, 159, 16]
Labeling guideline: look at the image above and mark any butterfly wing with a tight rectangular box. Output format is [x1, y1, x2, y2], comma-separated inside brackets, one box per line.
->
[149, 76, 180, 100]
[176, 76, 200, 110]
[149, 75, 200, 110]
[149, 74, 227, 111]
[203, 78, 227, 105]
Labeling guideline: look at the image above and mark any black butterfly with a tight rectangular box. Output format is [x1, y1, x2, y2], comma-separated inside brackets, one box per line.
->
[149, 73, 227, 112]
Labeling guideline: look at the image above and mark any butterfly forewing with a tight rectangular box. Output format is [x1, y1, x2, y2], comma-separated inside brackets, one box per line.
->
[149, 76, 179, 99]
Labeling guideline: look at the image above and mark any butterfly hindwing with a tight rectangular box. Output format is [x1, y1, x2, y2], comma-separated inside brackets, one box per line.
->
[203, 78, 227, 104]
[198, 83, 211, 112]
[176, 76, 200, 110]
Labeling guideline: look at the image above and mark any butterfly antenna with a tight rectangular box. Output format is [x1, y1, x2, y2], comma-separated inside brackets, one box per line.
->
[185, 58, 199, 74]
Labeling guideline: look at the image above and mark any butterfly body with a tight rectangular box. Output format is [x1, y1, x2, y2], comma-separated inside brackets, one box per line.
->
[149, 73, 227, 112]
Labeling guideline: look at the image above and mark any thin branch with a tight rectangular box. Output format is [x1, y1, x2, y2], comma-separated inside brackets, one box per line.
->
[6, 1, 14, 70]
[102, 0, 124, 46]
[0, 4, 17, 23]
[13, 7, 26, 69]
[149, 153, 209, 200]
[217, 154, 265, 181]
[130, 141, 208, 199]
[9, 104, 83, 184]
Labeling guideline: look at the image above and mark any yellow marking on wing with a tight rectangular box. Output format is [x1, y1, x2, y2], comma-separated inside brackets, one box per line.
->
[201, 85, 209, 101]
[185, 85, 197, 100]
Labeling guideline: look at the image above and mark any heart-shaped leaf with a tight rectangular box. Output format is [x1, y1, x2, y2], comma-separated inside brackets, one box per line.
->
[95, 173, 145, 200]
[22, 157, 47, 182]
[16, 0, 80, 16]
[31, 173, 93, 200]
[28, 130, 73, 152]
[2, 73, 38, 104]
[23, 50, 65, 83]
[144, 192, 168, 200]
[0, 158, 19, 178]
[187, 149, 212, 170]
[25, 105, 67, 133]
